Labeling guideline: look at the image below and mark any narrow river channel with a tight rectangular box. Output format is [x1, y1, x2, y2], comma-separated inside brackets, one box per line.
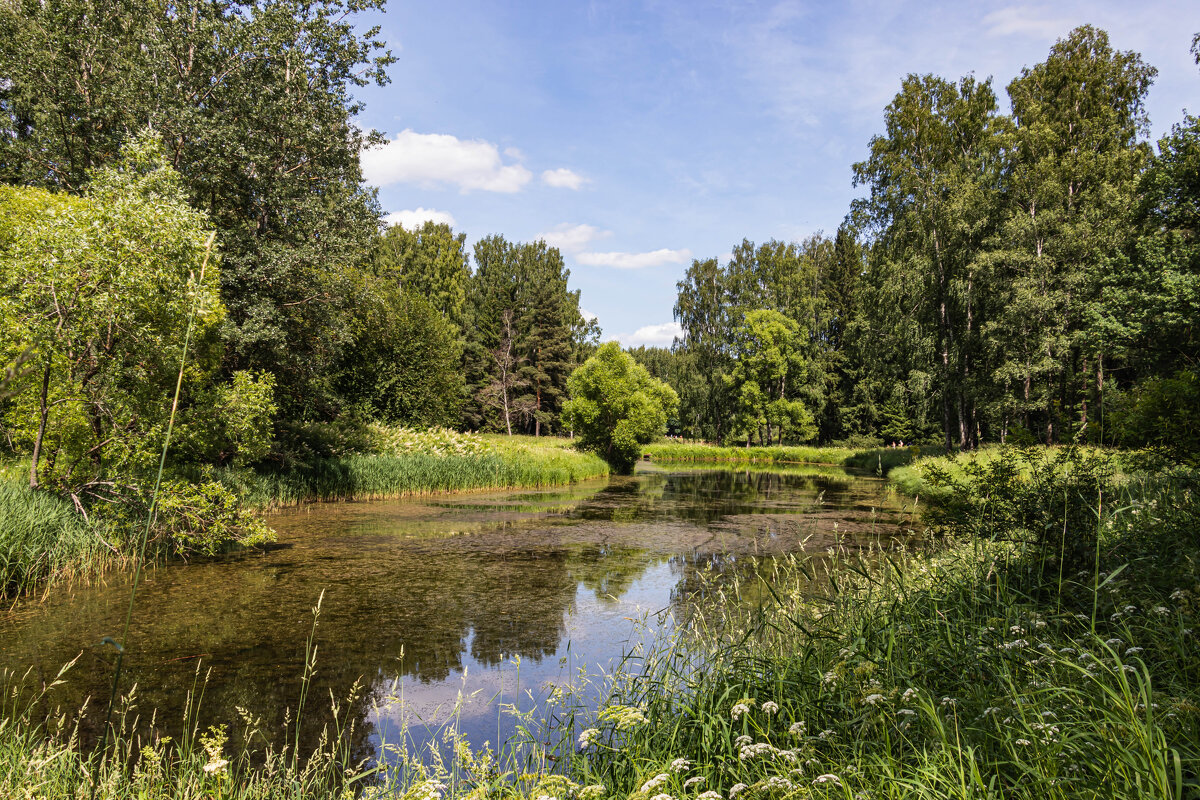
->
[0, 463, 913, 766]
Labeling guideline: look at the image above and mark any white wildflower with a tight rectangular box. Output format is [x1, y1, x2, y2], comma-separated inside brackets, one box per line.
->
[813, 774, 842, 786]
[729, 784, 749, 798]
[730, 703, 751, 720]
[761, 701, 779, 715]
[863, 693, 885, 706]
[640, 774, 670, 794]
[578, 728, 599, 748]
[787, 721, 806, 736]
[671, 758, 692, 774]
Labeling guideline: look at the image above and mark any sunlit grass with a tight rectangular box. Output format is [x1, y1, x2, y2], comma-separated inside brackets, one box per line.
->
[643, 441, 858, 466]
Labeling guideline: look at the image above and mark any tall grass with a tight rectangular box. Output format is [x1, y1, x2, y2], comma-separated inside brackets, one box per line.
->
[224, 447, 610, 509]
[0, 476, 117, 598]
[565, 465, 1200, 800]
[643, 441, 857, 466]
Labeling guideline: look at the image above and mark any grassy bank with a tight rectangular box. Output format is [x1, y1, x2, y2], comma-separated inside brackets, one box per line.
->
[5, 450, 1195, 798]
[223, 429, 609, 509]
[642, 441, 857, 466]
[570, 465, 1199, 799]
[0, 473, 119, 599]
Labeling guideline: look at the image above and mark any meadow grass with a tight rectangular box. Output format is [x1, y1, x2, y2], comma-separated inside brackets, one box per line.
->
[642, 441, 857, 466]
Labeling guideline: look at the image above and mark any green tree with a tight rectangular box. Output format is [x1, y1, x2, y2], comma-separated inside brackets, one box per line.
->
[853, 72, 1003, 450]
[372, 221, 471, 332]
[0, 0, 395, 419]
[336, 280, 464, 428]
[0, 137, 223, 494]
[725, 310, 816, 445]
[465, 236, 589, 435]
[563, 342, 679, 473]
[990, 25, 1156, 442]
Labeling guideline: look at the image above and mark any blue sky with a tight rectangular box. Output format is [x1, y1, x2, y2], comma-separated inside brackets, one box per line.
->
[353, 1, 1200, 347]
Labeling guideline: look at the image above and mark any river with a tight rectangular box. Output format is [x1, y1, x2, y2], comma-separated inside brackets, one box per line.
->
[0, 463, 913, 766]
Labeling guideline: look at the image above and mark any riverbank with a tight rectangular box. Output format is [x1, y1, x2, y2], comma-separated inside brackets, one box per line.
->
[0, 428, 608, 599]
[4, 449, 1195, 798]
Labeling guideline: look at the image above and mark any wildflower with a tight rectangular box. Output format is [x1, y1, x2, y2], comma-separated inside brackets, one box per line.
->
[787, 721, 806, 736]
[863, 693, 885, 706]
[729, 785, 748, 798]
[739, 742, 777, 761]
[901, 688, 918, 703]
[1105, 638, 1124, 648]
[650, 794, 675, 800]
[640, 774, 670, 794]
[822, 671, 839, 688]
[940, 696, 957, 707]
[730, 702, 751, 720]
[697, 793, 722, 800]
[671, 758, 692, 774]
[684, 777, 705, 790]
[578, 728, 599, 748]
[203, 758, 229, 775]
[580, 786, 606, 800]
[818, 729, 835, 741]
[763, 777, 794, 792]
[1015, 739, 1032, 746]
[1170, 589, 1187, 601]
[897, 708, 917, 717]
[813, 774, 842, 786]
[761, 701, 779, 715]
[734, 734, 753, 747]
[1153, 606, 1170, 616]
[1125, 646, 1144, 656]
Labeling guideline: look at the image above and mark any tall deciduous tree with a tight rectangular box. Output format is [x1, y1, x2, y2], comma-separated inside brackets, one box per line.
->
[0, 0, 395, 419]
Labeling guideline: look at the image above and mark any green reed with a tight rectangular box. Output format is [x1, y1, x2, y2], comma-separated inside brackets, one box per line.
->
[0, 475, 118, 599]
[642, 442, 858, 466]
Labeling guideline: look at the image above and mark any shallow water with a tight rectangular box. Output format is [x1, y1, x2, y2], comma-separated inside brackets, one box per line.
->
[0, 463, 912, 763]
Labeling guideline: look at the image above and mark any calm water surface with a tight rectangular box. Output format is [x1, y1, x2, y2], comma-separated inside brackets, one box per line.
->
[0, 463, 912, 763]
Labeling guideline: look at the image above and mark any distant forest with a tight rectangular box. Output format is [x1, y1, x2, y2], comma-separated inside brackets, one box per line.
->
[1, 3, 1196, 457]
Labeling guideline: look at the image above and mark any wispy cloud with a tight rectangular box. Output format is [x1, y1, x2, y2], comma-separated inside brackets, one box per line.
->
[983, 6, 1076, 39]
[383, 207, 457, 229]
[535, 223, 610, 252]
[576, 248, 692, 269]
[617, 321, 683, 348]
[541, 168, 587, 189]
[363, 130, 532, 193]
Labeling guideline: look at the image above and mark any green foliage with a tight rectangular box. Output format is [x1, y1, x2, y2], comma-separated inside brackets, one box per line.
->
[563, 343, 679, 473]
[465, 236, 593, 435]
[725, 310, 816, 445]
[336, 281, 464, 428]
[372, 221, 471, 331]
[642, 441, 857, 465]
[1111, 370, 1200, 463]
[0, 0, 395, 419]
[0, 135, 224, 494]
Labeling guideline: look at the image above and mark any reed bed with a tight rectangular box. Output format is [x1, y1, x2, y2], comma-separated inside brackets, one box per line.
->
[0, 476, 118, 598]
[226, 444, 609, 509]
[642, 442, 857, 466]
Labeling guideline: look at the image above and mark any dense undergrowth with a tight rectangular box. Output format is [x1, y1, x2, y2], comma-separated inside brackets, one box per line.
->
[2, 447, 1196, 798]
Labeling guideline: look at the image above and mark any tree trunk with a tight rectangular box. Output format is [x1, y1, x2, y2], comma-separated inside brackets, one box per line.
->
[30, 360, 51, 489]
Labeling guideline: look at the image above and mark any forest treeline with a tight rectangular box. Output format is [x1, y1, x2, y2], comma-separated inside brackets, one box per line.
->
[637, 26, 1199, 455]
[1, 4, 1198, 522]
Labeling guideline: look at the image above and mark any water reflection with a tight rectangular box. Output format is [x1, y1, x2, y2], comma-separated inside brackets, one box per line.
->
[0, 463, 912, 763]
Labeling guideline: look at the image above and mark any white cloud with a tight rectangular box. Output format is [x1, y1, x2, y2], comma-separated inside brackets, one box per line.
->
[575, 248, 692, 269]
[362, 130, 532, 193]
[617, 322, 683, 348]
[382, 207, 457, 229]
[983, 6, 1075, 39]
[535, 223, 610, 252]
[541, 167, 587, 189]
